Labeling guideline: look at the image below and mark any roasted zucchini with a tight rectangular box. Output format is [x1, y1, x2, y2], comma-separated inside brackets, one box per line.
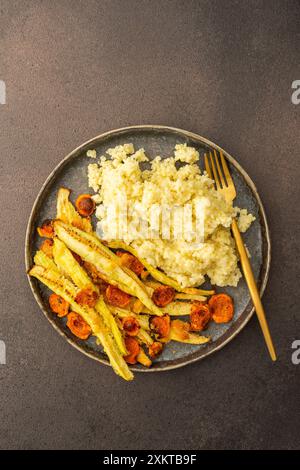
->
[95, 296, 127, 356]
[29, 265, 133, 381]
[56, 187, 93, 233]
[34, 250, 59, 273]
[54, 220, 162, 316]
[169, 319, 210, 345]
[53, 238, 96, 293]
[141, 301, 193, 317]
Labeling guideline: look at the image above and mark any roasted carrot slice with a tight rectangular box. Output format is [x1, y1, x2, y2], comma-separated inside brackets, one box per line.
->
[106, 284, 131, 308]
[75, 194, 95, 217]
[66, 311, 92, 339]
[37, 219, 54, 238]
[130, 257, 146, 276]
[148, 341, 163, 359]
[209, 293, 234, 323]
[116, 251, 134, 266]
[124, 336, 140, 364]
[152, 286, 175, 307]
[49, 293, 69, 317]
[116, 251, 146, 277]
[190, 301, 211, 331]
[122, 316, 140, 337]
[40, 239, 54, 258]
[75, 288, 99, 308]
[150, 314, 171, 339]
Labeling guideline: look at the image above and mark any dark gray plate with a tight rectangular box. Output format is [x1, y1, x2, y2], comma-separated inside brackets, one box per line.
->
[25, 126, 271, 373]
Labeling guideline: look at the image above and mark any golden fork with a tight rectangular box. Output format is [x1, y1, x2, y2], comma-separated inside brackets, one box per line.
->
[204, 149, 276, 361]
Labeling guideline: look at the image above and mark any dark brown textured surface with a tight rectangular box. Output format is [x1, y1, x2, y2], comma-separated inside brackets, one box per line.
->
[0, 0, 299, 450]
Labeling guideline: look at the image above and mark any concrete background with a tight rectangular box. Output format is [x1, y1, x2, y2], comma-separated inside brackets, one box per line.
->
[0, 0, 299, 450]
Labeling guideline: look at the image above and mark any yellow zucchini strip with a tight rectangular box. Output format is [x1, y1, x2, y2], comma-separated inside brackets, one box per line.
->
[54, 220, 162, 316]
[52, 238, 126, 356]
[108, 305, 152, 366]
[110, 307, 154, 350]
[143, 280, 163, 290]
[138, 315, 151, 331]
[56, 187, 93, 233]
[137, 329, 154, 346]
[107, 240, 214, 295]
[137, 349, 152, 367]
[53, 238, 97, 293]
[85, 266, 133, 295]
[29, 265, 133, 381]
[169, 330, 210, 345]
[122, 266, 150, 294]
[141, 301, 192, 317]
[144, 279, 213, 297]
[183, 287, 214, 295]
[34, 250, 59, 272]
[168, 320, 210, 345]
[175, 293, 208, 301]
[69, 225, 150, 296]
[110, 305, 153, 348]
[106, 305, 130, 316]
[111, 306, 150, 331]
[95, 297, 127, 356]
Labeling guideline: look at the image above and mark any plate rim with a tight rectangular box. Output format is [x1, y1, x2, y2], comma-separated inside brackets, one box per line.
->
[25, 125, 271, 373]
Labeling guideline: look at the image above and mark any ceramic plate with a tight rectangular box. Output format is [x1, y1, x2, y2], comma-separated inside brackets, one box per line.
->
[25, 126, 271, 372]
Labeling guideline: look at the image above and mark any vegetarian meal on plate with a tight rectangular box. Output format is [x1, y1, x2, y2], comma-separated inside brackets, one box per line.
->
[28, 143, 256, 381]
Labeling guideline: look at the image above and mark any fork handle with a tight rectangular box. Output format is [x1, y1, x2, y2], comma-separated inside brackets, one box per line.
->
[231, 219, 276, 361]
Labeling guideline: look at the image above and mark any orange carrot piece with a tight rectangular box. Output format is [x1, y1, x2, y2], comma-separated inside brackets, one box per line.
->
[122, 316, 140, 337]
[75, 288, 98, 308]
[124, 337, 140, 364]
[152, 286, 175, 307]
[37, 219, 54, 238]
[66, 312, 92, 339]
[190, 301, 211, 331]
[150, 314, 171, 339]
[116, 251, 146, 277]
[105, 284, 131, 308]
[49, 293, 69, 317]
[209, 293, 234, 324]
[75, 194, 95, 217]
[149, 341, 163, 359]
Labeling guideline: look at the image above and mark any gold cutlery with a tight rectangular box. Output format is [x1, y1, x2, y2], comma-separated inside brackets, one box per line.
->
[204, 149, 276, 361]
